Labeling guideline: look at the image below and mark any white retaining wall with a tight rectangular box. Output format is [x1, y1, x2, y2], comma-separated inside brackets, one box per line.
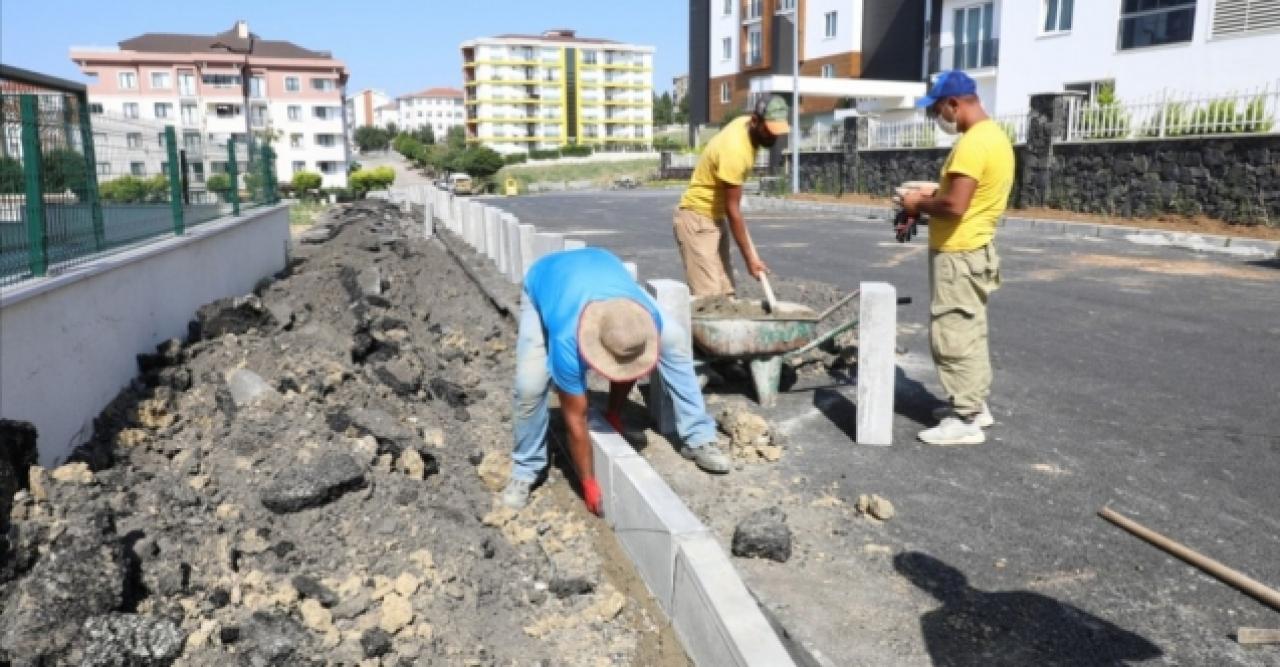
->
[0, 204, 291, 466]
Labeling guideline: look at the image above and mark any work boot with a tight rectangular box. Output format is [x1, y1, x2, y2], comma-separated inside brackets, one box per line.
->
[681, 443, 731, 474]
[931, 402, 994, 428]
[918, 416, 985, 446]
[501, 478, 534, 510]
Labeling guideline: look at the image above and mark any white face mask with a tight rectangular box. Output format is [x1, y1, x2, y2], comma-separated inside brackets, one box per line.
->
[935, 115, 959, 135]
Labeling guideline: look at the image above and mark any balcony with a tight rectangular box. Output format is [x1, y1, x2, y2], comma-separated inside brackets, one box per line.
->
[928, 38, 999, 74]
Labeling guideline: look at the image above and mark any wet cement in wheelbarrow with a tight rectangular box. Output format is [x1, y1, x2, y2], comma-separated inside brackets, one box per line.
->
[692, 296, 818, 320]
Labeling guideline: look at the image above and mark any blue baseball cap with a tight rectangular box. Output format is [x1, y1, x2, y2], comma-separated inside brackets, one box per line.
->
[915, 70, 978, 109]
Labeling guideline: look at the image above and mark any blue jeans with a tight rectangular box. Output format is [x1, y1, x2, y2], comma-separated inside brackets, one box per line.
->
[511, 294, 718, 482]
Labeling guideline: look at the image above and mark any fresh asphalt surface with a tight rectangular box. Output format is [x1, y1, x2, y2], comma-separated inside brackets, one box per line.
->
[495, 189, 1280, 665]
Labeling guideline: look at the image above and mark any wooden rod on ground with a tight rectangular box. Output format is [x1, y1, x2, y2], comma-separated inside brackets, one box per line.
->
[1237, 628, 1280, 645]
[1098, 506, 1280, 612]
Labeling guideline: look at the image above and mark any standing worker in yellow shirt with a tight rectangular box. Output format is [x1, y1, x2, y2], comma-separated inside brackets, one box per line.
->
[674, 95, 790, 297]
[901, 71, 1015, 446]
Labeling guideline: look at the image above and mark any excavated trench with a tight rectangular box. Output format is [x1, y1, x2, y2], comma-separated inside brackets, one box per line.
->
[0, 200, 687, 666]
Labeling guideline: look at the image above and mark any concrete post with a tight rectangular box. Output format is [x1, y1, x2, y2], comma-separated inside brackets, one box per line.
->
[502, 214, 522, 283]
[564, 238, 586, 251]
[842, 115, 866, 194]
[532, 232, 564, 263]
[855, 282, 897, 447]
[469, 202, 486, 252]
[517, 224, 537, 278]
[485, 207, 504, 268]
[646, 279, 693, 436]
[423, 201, 434, 239]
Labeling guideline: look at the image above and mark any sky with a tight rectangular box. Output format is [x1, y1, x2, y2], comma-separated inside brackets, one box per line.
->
[1, 0, 690, 95]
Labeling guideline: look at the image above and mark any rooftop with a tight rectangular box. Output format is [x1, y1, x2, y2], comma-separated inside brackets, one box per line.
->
[111, 21, 336, 60]
[400, 87, 464, 99]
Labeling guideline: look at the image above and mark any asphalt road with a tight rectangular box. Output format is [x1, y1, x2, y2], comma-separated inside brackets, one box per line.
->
[496, 189, 1280, 665]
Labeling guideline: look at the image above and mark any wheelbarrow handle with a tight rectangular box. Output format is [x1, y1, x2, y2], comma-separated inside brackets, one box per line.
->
[817, 289, 861, 322]
[785, 312, 860, 360]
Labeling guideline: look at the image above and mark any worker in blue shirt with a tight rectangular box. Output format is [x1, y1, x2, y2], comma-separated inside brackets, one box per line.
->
[503, 248, 729, 514]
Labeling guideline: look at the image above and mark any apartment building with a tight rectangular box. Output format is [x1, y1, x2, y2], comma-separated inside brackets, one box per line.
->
[70, 20, 351, 187]
[374, 103, 399, 128]
[689, 0, 926, 127]
[346, 88, 391, 128]
[460, 29, 655, 154]
[926, 0, 1280, 116]
[396, 87, 466, 139]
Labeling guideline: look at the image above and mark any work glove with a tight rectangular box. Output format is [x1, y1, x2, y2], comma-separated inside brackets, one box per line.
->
[582, 477, 602, 516]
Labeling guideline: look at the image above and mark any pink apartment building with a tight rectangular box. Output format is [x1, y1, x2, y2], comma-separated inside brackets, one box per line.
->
[70, 20, 351, 187]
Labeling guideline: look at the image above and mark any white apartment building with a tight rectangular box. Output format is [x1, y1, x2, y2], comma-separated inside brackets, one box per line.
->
[926, 0, 1280, 116]
[396, 88, 466, 139]
[70, 21, 351, 188]
[346, 88, 391, 129]
[374, 102, 399, 128]
[460, 30, 654, 154]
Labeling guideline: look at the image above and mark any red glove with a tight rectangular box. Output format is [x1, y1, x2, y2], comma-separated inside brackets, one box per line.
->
[604, 411, 624, 435]
[582, 478, 602, 516]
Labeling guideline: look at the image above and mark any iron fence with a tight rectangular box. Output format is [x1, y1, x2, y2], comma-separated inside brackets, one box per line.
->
[863, 113, 1027, 149]
[1, 65, 277, 286]
[1065, 88, 1280, 143]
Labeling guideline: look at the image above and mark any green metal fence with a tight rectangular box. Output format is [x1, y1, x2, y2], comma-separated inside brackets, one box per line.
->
[0, 65, 278, 287]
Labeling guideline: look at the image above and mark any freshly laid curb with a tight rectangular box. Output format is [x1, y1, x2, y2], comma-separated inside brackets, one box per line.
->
[744, 195, 1280, 257]
[393, 183, 799, 667]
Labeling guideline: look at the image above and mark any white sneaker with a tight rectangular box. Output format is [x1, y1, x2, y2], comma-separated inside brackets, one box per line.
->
[930, 402, 994, 428]
[501, 478, 533, 510]
[918, 416, 985, 446]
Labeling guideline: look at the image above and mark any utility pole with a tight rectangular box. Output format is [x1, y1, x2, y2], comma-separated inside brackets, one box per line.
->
[791, 0, 800, 194]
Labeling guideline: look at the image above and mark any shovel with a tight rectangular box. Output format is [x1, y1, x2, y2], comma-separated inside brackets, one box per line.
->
[759, 273, 779, 314]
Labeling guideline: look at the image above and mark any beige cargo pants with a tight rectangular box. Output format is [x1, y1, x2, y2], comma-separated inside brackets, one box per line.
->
[930, 244, 1001, 415]
[673, 208, 736, 297]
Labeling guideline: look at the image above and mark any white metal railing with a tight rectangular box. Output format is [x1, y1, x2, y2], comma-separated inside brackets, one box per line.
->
[1064, 88, 1279, 142]
[797, 124, 844, 151]
[994, 113, 1028, 144]
[865, 117, 952, 150]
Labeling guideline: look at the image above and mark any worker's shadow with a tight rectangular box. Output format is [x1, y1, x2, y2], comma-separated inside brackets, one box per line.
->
[812, 366, 945, 441]
[895, 551, 1163, 667]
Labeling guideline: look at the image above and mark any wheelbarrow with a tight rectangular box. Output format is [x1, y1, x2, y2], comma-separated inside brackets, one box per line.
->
[690, 289, 865, 407]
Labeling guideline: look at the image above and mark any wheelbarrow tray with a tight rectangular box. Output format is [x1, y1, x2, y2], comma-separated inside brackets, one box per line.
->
[690, 301, 819, 358]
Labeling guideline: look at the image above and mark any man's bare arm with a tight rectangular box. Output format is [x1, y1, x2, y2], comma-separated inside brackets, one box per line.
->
[910, 175, 978, 218]
[723, 182, 768, 278]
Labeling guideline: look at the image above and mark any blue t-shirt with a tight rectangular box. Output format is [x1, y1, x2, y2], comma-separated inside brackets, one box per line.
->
[524, 248, 663, 395]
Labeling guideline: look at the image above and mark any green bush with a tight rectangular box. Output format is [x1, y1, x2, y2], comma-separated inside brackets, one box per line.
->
[323, 186, 355, 202]
[0, 156, 22, 194]
[503, 153, 528, 166]
[291, 171, 322, 195]
[348, 166, 396, 196]
[354, 125, 391, 152]
[559, 144, 592, 157]
[457, 146, 504, 180]
[529, 148, 560, 161]
[41, 148, 90, 194]
[99, 175, 169, 203]
[206, 173, 232, 194]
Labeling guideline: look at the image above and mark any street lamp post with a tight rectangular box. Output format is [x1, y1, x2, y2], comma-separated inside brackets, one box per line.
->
[791, 1, 800, 194]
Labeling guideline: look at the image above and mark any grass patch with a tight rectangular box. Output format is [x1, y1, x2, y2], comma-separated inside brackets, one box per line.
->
[499, 158, 659, 192]
[289, 200, 328, 226]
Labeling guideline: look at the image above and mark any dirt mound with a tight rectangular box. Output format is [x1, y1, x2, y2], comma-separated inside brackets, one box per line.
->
[1, 200, 676, 665]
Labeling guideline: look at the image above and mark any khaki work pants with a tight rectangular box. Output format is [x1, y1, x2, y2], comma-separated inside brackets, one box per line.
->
[672, 208, 736, 297]
[930, 244, 1001, 415]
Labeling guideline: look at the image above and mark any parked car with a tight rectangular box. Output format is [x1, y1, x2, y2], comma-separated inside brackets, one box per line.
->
[449, 173, 473, 195]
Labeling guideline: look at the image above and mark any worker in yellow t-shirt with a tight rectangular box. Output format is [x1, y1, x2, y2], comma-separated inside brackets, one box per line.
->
[674, 95, 790, 297]
[901, 71, 1015, 447]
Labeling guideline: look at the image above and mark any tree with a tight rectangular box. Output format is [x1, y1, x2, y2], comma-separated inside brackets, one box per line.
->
[291, 171, 322, 196]
[410, 125, 435, 145]
[458, 146, 504, 179]
[445, 126, 467, 151]
[0, 156, 22, 194]
[653, 92, 674, 126]
[41, 148, 90, 194]
[354, 125, 391, 152]
[206, 173, 232, 195]
[675, 93, 690, 124]
[385, 122, 399, 137]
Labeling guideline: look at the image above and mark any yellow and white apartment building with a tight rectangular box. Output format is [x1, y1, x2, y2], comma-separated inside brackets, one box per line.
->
[460, 30, 654, 154]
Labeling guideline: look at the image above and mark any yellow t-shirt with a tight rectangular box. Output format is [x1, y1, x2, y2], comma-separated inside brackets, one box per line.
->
[929, 119, 1015, 252]
[679, 117, 757, 220]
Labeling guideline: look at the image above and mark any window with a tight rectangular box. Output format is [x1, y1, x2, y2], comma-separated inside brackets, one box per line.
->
[1064, 79, 1114, 104]
[747, 26, 763, 65]
[317, 161, 343, 174]
[777, 0, 796, 11]
[1119, 0, 1196, 49]
[178, 72, 196, 95]
[315, 134, 337, 147]
[285, 76, 300, 92]
[123, 103, 139, 119]
[722, 37, 732, 60]
[158, 133, 166, 146]
[723, 0, 732, 14]
[181, 103, 198, 124]
[747, 0, 763, 20]
[311, 78, 335, 92]
[150, 71, 171, 89]
[1042, 0, 1074, 32]
[250, 106, 267, 128]
[213, 104, 240, 119]
[130, 162, 145, 176]
[952, 3, 997, 69]
[290, 133, 304, 148]
[183, 132, 200, 150]
[292, 161, 306, 174]
[288, 105, 302, 121]
[97, 162, 111, 175]
[720, 81, 731, 103]
[191, 163, 204, 183]
[313, 106, 341, 120]
[154, 102, 172, 119]
[821, 64, 835, 78]
[1214, 0, 1280, 36]
[89, 103, 103, 114]
[118, 72, 136, 89]
[249, 76, 265, 98]
[127, 133, 142, 148]
[201, 73, 241, 87]
[825, 11, 839, 38]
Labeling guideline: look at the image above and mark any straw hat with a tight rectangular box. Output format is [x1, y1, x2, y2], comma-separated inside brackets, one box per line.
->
[577, 298, 659, 382]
